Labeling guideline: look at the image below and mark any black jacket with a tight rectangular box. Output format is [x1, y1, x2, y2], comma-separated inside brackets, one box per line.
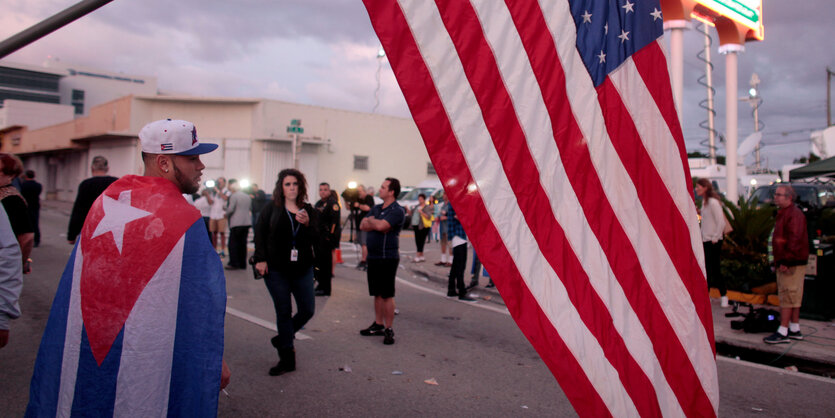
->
[253, 202, 319, 276]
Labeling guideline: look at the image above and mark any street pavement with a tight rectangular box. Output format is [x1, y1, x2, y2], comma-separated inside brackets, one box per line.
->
[396, 234, 835, 375]
[1, 201, 834, 417]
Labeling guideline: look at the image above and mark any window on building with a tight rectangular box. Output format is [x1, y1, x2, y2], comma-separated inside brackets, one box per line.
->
[71, 89, 85, 115]
[427, 162, 436, 175]
[354, 155, 369, 171]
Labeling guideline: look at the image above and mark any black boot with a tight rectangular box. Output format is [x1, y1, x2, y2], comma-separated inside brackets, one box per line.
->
[269, 347, 296, 376]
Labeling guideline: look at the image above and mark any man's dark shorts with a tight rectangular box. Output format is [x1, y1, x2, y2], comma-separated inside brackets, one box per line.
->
[367, 258, 399, 298]
[356, 230, 368, 246]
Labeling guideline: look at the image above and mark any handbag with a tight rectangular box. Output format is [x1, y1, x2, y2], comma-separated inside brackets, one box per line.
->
[421, 213, 433, 229]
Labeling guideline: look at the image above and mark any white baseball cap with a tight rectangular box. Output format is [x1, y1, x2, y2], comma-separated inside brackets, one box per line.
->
[139, 119, 218, 155]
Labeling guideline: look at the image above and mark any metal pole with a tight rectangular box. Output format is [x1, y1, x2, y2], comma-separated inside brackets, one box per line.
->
[703, 24, 716, 165]
[828, 67, 833, 127]
[0, 0, 113, 59]
[668, 22, 686, 126]
[753, 104, 760, 170]
[291, 133, 299, 169]
[725, 50, 739, 202]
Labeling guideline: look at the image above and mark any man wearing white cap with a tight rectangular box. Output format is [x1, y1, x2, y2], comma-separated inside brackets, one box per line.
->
[27, 119, 230, 416]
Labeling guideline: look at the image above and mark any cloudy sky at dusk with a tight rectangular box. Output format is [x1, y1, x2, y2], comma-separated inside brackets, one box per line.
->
[1, 0, 833, 170]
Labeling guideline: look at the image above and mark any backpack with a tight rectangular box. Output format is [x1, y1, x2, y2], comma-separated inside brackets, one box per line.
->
[731, 308, 780, 334]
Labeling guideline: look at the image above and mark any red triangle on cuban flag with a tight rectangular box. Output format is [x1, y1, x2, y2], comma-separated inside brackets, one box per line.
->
[79, 175, 200, 365]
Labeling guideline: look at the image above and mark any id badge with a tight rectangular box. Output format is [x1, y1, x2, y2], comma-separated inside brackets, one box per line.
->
[290, 248, 299, 262]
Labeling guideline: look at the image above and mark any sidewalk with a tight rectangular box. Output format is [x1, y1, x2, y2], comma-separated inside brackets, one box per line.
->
[395, 237, 835, 373]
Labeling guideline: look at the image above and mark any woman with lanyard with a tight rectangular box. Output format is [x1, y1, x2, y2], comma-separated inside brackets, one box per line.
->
[253, 168, 318, 376]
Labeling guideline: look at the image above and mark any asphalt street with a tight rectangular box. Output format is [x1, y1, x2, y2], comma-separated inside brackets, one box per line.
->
[1, 204, 834, 417]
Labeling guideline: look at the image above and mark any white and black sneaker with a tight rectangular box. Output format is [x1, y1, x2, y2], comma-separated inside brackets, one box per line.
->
[788, 330, 804, 340]
[360, 322, 385, 336]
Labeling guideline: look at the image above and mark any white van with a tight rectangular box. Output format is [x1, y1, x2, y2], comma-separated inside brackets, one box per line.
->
[399, 179, 443, 222]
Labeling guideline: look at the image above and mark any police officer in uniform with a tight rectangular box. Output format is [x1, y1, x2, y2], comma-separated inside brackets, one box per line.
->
[314, 182, 340, 296]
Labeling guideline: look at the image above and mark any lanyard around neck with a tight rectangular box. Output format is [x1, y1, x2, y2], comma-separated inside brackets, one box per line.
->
[286, 209, 301, 245]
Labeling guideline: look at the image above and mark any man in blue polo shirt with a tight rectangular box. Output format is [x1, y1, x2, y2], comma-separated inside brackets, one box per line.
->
[358, 177, 405, 345]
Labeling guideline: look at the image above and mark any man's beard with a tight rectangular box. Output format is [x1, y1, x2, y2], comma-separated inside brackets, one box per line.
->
[173, 163, 198, 194]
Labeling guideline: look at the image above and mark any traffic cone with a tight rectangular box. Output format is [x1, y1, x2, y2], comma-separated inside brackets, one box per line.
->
[335, 249, 343, 264]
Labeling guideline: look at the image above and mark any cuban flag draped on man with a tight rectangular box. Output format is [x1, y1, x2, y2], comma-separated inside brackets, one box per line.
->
[26, 175, 226, 417]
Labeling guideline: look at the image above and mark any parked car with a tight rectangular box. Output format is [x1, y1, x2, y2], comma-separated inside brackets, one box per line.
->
[397, 186, 414, 201]
[748, 182, 835, 212]
[399, 180, 443, 229]
[748, 182, 835, 242]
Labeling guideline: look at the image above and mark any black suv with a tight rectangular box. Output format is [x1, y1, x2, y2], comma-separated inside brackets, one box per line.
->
[749, 183, 835, 212]
[749, 182, 835, 240]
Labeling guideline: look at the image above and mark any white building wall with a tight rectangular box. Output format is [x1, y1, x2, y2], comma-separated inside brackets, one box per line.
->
[87, 138, 140, 178]
[57, 65, 157, 117]
[0, 100, 74, 130]
[223, 138, 252, 184]
[258, 100, 435, 197]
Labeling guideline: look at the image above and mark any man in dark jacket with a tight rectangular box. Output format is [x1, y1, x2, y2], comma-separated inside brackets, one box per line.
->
[19, 170, 42, 247]
[764, 185, 809, 344]
[314, 182, 340, 296]
[67, 156, 118, 244]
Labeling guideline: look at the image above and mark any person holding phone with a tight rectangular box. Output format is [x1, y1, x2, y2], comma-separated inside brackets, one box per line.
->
[253, 169, 318, 376]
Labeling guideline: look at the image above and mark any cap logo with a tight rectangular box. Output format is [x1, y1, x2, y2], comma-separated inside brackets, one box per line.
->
[160, 143, 173, 151]
[192, 126, 198, 145]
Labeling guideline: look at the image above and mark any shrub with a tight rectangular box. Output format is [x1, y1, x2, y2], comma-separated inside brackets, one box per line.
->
[719, 196, 775, 292]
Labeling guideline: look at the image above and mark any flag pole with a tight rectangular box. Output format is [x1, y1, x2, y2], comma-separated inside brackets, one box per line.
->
[0, 0, 114, 59]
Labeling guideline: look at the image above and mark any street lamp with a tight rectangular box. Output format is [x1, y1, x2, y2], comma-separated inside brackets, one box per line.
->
[749, 73, 762, 170]
[373, 47, 386, 113]
[740, 73, 763, 171]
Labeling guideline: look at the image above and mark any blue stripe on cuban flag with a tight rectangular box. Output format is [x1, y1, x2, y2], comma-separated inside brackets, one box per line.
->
[569, 0, 664, 87]
[26, 219, 225, 417]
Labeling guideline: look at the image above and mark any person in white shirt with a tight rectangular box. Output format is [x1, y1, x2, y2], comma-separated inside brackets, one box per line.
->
[194, 189, 213, 243]
[209, 177, 230, 257]
[695, 178, 728, 308]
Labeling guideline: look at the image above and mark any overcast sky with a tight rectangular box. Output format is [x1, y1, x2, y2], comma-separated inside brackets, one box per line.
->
[2, 0, 833, 170]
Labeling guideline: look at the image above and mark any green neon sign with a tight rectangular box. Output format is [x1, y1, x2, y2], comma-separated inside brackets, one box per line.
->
[697, 0, 761, 28]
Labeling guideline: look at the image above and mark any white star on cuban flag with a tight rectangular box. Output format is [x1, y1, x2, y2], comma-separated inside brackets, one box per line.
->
[91, 190, 152, 254]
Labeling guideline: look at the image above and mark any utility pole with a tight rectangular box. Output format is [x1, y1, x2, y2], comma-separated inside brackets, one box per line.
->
[740, 73, 762, 171]
[828, 67, 834, 127]
[750, 73, 761, 170]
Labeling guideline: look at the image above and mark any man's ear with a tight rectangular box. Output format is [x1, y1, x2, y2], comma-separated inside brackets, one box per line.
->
[156, 155, 172, 173]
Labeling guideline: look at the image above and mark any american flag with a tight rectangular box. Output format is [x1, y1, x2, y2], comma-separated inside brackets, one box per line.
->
[363, 1, 718, 416]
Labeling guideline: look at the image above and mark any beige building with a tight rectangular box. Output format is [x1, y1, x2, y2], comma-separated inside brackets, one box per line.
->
[1, 94, 436, 203]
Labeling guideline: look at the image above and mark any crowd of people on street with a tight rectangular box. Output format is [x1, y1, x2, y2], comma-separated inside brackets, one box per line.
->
[0, 117, 816, 415]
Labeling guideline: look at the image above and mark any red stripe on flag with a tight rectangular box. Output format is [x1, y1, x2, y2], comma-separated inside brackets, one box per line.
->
[632, 42, 695, 200]
[362, 2, 610, 416]
[436, 1, 662, 416]
[505, 1, 715, 415]
[598, 69, 715, 348]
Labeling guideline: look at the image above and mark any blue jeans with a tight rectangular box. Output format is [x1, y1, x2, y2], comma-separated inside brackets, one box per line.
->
[264, 267, 315, 349]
